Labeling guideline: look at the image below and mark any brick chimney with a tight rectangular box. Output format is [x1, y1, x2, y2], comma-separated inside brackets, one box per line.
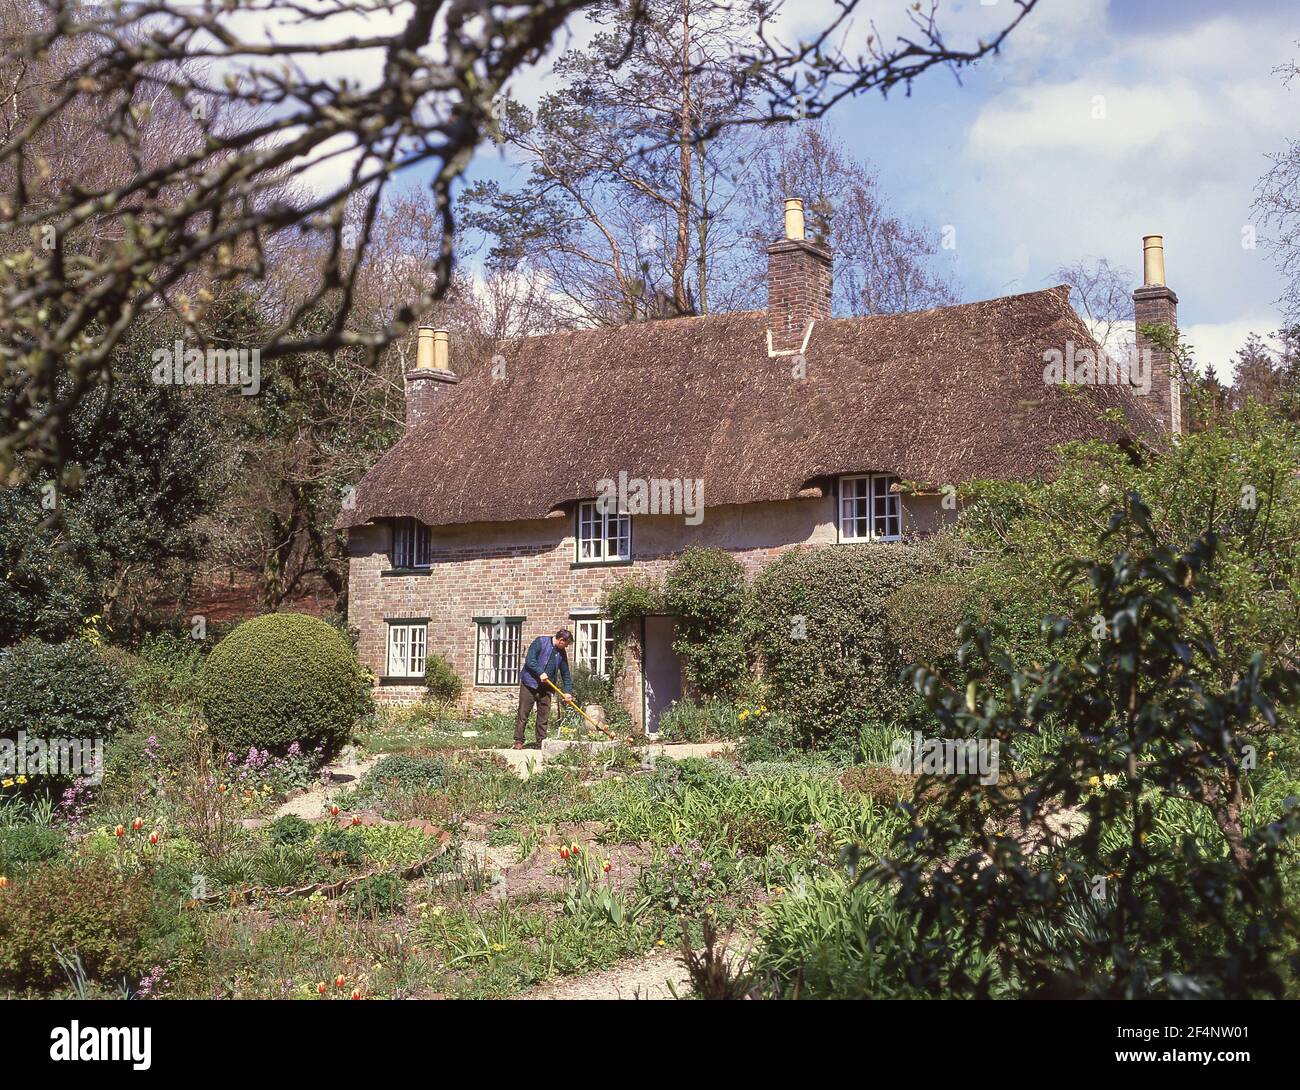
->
[767, 198, 832, 353]
[1133, 235, 1181, 434]
[405, 327, 458, 429]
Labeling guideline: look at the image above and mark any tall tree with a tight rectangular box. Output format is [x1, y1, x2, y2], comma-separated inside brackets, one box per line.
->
[461, 0, 762, 323]
[1253, 49, 1300, 326]
[739, 123, 957, 316]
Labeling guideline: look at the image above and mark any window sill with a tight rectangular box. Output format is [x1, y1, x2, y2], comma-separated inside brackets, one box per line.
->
[570, 558, 634, 569]
[382, 567, 432, 577]
[378, 675, 426, 686]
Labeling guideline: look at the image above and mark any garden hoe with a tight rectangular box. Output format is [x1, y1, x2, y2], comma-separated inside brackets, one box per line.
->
[541, 675, 639, 746]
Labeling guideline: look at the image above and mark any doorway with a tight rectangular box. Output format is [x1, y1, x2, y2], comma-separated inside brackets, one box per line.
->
[642, 615, 682, 735]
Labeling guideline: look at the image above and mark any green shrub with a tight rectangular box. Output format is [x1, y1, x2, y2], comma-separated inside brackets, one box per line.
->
[749, 542, 947, 751]
[423, 652, 462, 705]
[0, 858, 158, 993]
[0, 640, 134, 746]
[316, 825, 367, 867]
[882, 578, 970, 668]
[197, 613, 371, 761]
[0, 824, 66, 875]
[268, 814, 314, 847]
[131, 633, 206, 707]
[349, 754, 448, 807]
[663, 548, 750, 699]
[344, 872, 406, 916]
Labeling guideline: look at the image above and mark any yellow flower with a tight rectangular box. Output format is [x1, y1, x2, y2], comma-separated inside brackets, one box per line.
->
[738, 710, 750, 721]
[15, 775, 26, 785]
[1, 779, 12, 789]
[1087, 776, 1100, 788]
[656, 938, 665, 946]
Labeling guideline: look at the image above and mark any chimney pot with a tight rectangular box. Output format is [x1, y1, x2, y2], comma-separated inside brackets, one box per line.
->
[416, 326, 450, 371]
[783, 198, 805, 242]
[1133, 235, 1180, 435]
[406, 327, 458, 429]
[1142, 235, 1166, 287]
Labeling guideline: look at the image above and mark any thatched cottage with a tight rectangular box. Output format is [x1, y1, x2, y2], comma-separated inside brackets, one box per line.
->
[338, 200, 1180, 730]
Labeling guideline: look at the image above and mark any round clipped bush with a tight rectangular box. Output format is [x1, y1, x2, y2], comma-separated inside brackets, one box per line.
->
[197, 613, 372, 761]
[0, 641, 135, 778]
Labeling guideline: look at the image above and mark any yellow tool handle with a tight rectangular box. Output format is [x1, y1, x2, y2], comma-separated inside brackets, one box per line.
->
[541, 675, 615, 739]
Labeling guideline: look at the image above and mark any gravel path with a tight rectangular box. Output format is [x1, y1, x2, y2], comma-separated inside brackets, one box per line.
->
[272, 752, 381, 821]
[517, 951, 691, 1000]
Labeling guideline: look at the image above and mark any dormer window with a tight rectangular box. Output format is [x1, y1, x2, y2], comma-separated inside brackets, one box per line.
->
[838, 474, 902, 542]
[391, 517, 432, 569]
[576, 501, 631, 564]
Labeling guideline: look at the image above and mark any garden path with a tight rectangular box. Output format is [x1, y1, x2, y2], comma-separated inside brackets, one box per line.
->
[271, 750, 381, 821]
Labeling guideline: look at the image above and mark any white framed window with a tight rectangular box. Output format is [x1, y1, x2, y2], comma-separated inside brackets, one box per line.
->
[475, 618, 523, 686]
[573, 617, 615, 678]
[386, 621, 427, 678]
[838, 474, 902, 542]
[391, 517, 432, 569]
[576, 501, 631, 564]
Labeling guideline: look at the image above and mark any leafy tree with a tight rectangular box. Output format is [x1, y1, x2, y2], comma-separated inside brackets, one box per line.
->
[739, 123, 958, 316]
[872, 494, 1300, 998]
[958, 344, 1300, 694]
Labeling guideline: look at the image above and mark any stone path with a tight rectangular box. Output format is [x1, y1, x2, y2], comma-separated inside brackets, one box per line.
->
[490, 740, 735, 779]
[517, 950, 691, 1000]
[271, 751, 381, 821]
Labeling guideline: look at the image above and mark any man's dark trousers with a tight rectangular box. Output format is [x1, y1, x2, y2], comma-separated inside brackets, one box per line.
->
[515, 683, 552, 745]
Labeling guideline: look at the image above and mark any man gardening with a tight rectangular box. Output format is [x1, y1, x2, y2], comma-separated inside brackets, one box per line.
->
[514, 628, 576, 749]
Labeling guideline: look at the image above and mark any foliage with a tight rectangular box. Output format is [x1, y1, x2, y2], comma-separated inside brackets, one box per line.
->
[957, 393, 1300, 691]
[662, 547, 750, 699]
[0, 641, 134, 784]
[130, 633, 207, 707]
[0, 343, 226, 645]
[0, 823, 65, 875]
[316, 826, 367, 868]
[345, 873, 406, 917]
[197, 613, 372, 761]
[656, 698, 743, 743]
[749, 541, 946, 752]
[601, 574, 663, 683]
[873, 494, 1300, 998]
[0, 858, 161, 993]
[423, 652, 463, 706]
[268, 814, 314, 848]
[882, 578, 970, 670]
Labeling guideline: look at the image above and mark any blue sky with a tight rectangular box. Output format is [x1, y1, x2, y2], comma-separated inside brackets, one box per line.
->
[459, 0, 1299, 377]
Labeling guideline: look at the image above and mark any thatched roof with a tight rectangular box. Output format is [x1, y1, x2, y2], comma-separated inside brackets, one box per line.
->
[338, 286, 1160, 530]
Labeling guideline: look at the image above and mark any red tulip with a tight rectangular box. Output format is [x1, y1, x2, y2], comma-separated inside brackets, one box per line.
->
[131, 816, 143, 832]
[350, 988, 362, 1001]
[603, 861, 611, 873]
[571, 843, 581, 856]
[334, 974, 346, 989]
[0, 876, 9, 889]
[559, 846, 569, 860]
[149, 831, 160, 845]
[350, 815, 361, 827]
[330, 804, 340, 817]
[114, 825, 125, 838]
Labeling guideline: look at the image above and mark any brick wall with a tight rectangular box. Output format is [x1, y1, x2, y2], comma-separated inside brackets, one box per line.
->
[1133, 285, 1181, 435]
[766, 238, 833, 352]
[347, 492, 947, 724]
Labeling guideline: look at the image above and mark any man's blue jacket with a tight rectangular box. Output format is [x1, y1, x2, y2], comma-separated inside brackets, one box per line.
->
[519, 635, 572, 694]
